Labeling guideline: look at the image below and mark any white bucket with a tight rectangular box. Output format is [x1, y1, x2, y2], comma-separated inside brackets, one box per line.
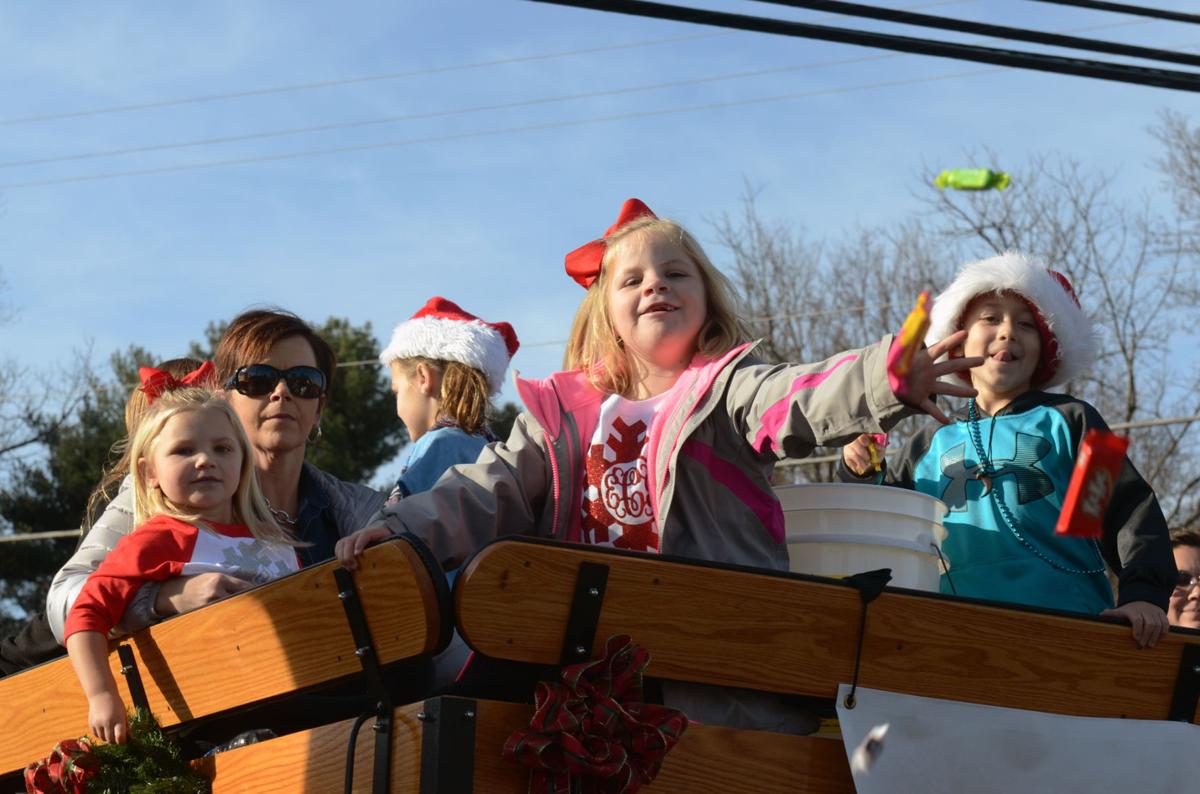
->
[774, 483, 949, 592]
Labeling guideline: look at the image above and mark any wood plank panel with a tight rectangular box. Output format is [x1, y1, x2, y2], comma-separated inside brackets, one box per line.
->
[0, 540, 441, 776]
[472, 700, 853, 794]
[200, 697, 851, 793]
[201, 703, 427, 793]
[457, 539, 1200, 722]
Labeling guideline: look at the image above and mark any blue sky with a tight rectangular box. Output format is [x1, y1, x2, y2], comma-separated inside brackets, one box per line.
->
[2, 0, 1198, 479]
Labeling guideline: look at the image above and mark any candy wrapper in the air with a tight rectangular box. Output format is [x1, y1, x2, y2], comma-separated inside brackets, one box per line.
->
[1055, 430, 1128, 538]
[886, 291, 932, 400]
[935, 168, 1011, 191]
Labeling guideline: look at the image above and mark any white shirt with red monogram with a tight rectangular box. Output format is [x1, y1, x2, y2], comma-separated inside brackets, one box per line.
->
[579, 390, 669, 553]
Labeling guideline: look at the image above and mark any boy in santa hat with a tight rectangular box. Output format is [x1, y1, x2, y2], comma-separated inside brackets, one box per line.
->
[840, 251, 1175, 647]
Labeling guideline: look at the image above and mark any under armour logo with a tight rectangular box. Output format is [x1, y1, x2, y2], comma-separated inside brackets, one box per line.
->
[939, 433, 1054, 511]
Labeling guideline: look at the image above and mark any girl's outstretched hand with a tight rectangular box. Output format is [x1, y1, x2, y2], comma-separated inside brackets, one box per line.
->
[895, 330, 983, 424]
[335, 526, 394, 572]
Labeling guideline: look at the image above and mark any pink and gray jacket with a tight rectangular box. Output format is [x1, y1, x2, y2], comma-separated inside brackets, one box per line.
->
[373, 335, 908, 573]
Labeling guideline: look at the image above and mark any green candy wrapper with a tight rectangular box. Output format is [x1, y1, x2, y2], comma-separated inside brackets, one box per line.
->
[934, 168, 1011, 191]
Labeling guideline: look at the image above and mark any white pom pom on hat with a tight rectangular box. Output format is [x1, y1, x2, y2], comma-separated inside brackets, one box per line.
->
[924, 251, 1097, 389]
[379, 297, 519, 395]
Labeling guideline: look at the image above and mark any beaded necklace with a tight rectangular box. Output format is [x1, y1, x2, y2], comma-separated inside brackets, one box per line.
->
[967, 398, 1105, 576]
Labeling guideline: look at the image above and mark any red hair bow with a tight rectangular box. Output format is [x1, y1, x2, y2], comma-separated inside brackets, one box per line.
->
[138, 361, 217, 403]
[564, 198, 657, 289]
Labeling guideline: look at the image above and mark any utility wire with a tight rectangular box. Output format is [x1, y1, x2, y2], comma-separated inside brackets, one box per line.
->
[754, 0, 1200, 66]
[528, 0, 1200, 92]
[0, 0, 972, 128]
[0, 33, 725, 127]
[1024, 0, 1200, 25]
[0, 53, 904, 170]
[0, 66, 1005, 190]
[0, 16, 1160, 171]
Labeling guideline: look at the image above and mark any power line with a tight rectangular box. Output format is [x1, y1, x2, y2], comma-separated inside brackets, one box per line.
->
[0, 33, 726, 127]
[0, 66, 1005, 191]
[0, 0, 974, 128]
[529, 0, 1200, 92]
[0, 53, 905, 170]
[1024, 0, 1200, 25]
[755, 0, 1200, 66]
[0, 16, 1161, 172]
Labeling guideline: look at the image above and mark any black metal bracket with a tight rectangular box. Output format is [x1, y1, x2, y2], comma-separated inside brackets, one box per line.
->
[1168, 643, 1200, 722]
[418, 696, 477, 794]
[842, 568, 892, 709]
[558, 561, 610, 665]
[334, 567, 394, 794]
[116, 644, 150, 713]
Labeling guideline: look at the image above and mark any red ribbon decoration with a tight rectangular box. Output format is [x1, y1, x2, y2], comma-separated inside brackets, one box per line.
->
[503, 635, 688, 794]
[137, 360, 217, 404]
[563, 199, 658, 289]
[24, 737, 99, 794]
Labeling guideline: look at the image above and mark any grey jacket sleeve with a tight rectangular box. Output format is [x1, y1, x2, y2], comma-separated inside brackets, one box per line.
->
[45, 480, 136, 643]
[371, 412, 553, 569]
[727, 336, 911, 460]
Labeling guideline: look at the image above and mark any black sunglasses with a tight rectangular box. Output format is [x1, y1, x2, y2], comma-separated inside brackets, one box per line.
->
[224, 365, 327, 399]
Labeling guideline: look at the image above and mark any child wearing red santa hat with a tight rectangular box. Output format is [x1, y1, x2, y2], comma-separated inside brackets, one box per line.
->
[840, 251, 1174, 647]
[377, 296, 519, 502]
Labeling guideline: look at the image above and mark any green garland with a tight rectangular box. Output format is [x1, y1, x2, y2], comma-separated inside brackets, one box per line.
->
[27, 708, 217, 793]
[87, 709, 209, 794]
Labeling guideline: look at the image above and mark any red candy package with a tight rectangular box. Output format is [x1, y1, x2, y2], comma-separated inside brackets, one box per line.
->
[1055, 430, 1129, 538]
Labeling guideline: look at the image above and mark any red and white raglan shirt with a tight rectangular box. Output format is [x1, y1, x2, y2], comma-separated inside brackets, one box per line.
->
[579, 391, 669, 553]
[63, 514, 300, 642]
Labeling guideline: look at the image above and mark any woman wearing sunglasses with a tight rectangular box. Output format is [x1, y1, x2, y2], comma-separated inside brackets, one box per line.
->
[42, 309, 386, 640]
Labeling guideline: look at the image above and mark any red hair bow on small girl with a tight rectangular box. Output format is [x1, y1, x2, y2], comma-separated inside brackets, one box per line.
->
[138, 361, 217, 404]
[564, 198, 657, 289]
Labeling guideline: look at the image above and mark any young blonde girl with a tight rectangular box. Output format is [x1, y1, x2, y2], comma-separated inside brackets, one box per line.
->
[336, 198, 979, 730]
[46, 358, 216, 644]
[64, 385, 301, 744]
[376, 296, 519, 501]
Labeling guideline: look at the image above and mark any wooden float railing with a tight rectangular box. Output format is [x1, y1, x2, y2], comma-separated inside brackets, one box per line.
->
[455, 537, 1200, 723]
[0, 536, 449, 777]
[12, 534, 1200, 791]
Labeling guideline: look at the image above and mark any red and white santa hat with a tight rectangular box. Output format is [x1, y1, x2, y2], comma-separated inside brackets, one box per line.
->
[925, 251, 1097, 389]
[379, 297, 519, 395]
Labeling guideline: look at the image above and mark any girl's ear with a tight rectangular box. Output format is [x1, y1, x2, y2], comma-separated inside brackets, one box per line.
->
[137, 457, 157, 490]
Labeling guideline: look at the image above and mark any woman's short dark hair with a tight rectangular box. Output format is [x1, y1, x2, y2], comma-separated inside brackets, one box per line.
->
[1171, 529, 1200, 549]
[215, 309, 336, 391]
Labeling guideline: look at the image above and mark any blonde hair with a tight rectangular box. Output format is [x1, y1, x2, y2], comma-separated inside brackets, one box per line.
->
[563, 216, 745, 395]
[394, 357, 491, 436]
[129, 388, 298, 545]
[84, 358, 213, 531]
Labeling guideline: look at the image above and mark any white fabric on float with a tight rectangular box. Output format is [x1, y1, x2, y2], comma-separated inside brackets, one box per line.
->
[837, 684, 1200, 793]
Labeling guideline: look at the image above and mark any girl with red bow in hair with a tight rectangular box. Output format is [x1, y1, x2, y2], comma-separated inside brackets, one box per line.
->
[42, 359, 216, 647]
[0, 358, 216, 679]
[64, 384, 302, 743]
[336, 199, 980, 732]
